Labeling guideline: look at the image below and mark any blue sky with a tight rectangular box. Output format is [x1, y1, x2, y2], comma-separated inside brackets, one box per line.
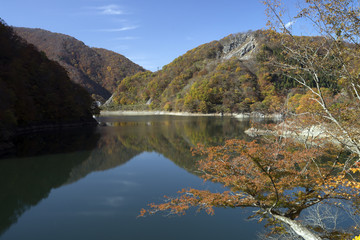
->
[1, 0, 270, 71]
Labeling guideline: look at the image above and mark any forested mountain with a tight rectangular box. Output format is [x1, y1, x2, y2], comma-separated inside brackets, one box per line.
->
[14, 27, 145, 102]
[105, 30, 341, 114]
[9, 26, 344, 115]
[103, 31, 275, 113]
[0, 20, 96, 148]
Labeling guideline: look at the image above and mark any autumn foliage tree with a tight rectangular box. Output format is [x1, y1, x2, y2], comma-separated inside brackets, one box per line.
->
[263, 0, 360, 157]
[140, 137, 360, 239]
[140, 1, 360, 239]
[261, 1, 360, 236]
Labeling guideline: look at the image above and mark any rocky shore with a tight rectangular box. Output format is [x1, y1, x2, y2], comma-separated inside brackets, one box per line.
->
[100, 110, 283, 119]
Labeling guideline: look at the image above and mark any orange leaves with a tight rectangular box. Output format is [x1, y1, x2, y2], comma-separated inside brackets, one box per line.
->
[141, 131, 360, 240]
[190, 137, 337, 207]
[139, 188, 249, 217]
[138, 208, 147, 217]
[351, 167, 360, 174]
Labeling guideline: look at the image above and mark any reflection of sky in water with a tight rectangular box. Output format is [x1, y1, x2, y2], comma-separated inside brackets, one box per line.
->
[0, 147, 263, 240]
[5, 116, 354, 240]
[103, 196, 125, 207]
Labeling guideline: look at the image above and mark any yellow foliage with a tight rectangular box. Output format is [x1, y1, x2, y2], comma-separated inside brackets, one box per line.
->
[287, 93, 303, 112]
[164, 102, 172, 111]
[296, 88, 332, 114]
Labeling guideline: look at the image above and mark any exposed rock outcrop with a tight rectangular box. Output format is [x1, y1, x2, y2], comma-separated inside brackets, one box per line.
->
[220, 31, 258, 60]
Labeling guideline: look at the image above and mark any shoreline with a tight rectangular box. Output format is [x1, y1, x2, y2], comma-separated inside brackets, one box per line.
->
[0, 119, 98, 157]
[100, 110, 283, 119]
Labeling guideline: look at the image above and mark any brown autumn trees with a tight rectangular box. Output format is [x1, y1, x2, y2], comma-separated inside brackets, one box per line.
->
[140, 1, 360, 239]
[263, 0, 360, 157]
[0, 19, 96, 129]
[109, 32, 291, 114]
[14, 27, 145, 103]
[140, 137, 360, 239]
[262, 1, 360, 237]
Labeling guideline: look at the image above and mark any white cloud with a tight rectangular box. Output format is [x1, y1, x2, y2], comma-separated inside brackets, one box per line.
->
[285, 21, 296, 29]
[96, 4, 124, 15]
[99, 26, 138, 32]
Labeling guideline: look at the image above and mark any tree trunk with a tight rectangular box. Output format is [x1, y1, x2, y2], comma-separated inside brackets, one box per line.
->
[271, 213, 321, 240]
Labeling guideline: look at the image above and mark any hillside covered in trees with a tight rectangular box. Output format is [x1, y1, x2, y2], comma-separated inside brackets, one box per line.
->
[0, 19, 97, 149]
[12, 27, 344, 115]
[105, 30, 343, 114]
[14, 27, 145, 102]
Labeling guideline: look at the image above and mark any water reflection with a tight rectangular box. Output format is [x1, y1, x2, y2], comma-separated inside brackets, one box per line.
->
[3, 127, 100, 158]
[0, 127, 100, 235]
[2, 116, 359, 239]
[92, 116, 251, 173]
[0, 116, 253, 238]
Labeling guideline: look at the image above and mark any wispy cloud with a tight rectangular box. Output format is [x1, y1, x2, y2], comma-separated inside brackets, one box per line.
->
[95, 4, 124, 15]
[104, 196, 125, 207]
[99, 26, 138, 32]
[285, 21, 296, 29]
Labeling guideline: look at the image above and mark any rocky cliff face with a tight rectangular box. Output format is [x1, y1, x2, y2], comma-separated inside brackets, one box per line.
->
[220, 31, 258, 60]
[106, 30, 269, 113]
[14, 27, 145, 102]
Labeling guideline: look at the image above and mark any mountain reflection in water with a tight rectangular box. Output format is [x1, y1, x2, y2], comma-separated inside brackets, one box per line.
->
[0, 116, 256, 239]
[0, 126, 100, 236]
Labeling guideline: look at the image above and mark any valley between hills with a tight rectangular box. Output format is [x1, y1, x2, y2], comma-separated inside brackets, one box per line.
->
[14, 26, 339, 115]
[0, 18, 351, 152]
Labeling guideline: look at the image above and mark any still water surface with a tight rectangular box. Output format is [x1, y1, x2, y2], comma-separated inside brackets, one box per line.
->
[0, 116, 266, 240]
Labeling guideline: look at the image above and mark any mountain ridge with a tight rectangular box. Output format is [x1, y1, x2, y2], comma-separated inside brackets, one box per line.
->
[105, 30, 275, 113]
[14, 27, 145, 102]
[104, 30, 342, 114]
[0, 19, 97, 151]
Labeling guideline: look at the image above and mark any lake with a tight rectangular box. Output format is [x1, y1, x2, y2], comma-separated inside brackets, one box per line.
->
[0, 116, 268, 240]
